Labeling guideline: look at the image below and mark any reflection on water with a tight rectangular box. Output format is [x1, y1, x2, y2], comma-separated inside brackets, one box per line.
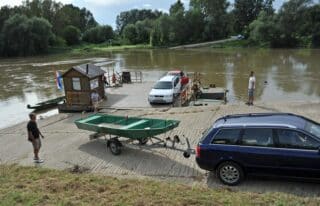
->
[0, 49, 320, 129]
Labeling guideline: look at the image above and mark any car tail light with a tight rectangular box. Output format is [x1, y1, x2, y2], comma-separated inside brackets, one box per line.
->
[196, 145, 201, 158]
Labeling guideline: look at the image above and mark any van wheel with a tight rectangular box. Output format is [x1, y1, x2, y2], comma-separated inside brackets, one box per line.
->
[217, 161, 244, 186]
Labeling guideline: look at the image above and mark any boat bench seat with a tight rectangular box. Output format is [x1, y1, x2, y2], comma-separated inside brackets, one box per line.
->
[121, 120, 148, 129]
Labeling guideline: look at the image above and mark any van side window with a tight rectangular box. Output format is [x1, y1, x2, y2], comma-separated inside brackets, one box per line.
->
[211, 129, 241, 145]
[241, 128, 273, 147]
[276, 129, 320, 150]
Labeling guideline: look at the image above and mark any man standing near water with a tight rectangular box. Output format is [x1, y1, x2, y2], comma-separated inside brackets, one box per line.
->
[247, 71, 256, 106]
[27, 113, 44, 163]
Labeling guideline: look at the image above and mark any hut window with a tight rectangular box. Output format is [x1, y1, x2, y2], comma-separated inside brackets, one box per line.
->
[72, 77, 81, 90]
[90, 78, 99, 89]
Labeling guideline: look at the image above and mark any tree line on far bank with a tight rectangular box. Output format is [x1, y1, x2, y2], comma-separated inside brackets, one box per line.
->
[0, 0, 319, 57]
[120, 0, 320, 48]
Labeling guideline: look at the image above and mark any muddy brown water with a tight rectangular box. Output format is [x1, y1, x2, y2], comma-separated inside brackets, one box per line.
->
[0, 48, 319, 129]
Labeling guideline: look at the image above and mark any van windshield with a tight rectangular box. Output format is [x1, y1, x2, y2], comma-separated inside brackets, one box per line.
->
[154, 81, 173, 89]
[305, 120, 320, 138]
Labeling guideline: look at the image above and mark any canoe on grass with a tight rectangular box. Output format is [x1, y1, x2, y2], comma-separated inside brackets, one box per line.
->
[74, 114, 180, 139]
[27, 96, 65, 111]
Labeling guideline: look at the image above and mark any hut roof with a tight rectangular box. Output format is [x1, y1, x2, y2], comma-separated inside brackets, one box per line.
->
[63, 63, 105, 78]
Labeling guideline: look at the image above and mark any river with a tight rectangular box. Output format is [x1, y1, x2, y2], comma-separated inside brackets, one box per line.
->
[0, 48, 319, 129]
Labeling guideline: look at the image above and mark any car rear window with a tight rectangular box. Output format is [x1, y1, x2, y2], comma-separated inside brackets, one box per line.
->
[304, 120, 320, 138]
[211, 129, 241, 145]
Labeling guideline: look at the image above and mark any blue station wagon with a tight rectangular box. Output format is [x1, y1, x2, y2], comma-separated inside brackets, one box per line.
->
[196, 113, 320, 185]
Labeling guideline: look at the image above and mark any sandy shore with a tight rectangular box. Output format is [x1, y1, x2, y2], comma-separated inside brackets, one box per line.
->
[1, 101, 320, 196]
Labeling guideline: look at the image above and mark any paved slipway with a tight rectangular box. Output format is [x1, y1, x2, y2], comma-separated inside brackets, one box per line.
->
[1, 101, 320, 197]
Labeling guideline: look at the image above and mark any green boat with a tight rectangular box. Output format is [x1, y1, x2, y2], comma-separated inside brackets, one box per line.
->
[27, 96, 65, 111]
[75, 114, 180, 140]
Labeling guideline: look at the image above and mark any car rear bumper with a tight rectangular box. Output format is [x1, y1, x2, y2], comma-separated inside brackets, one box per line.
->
[196, 157, 216, 171]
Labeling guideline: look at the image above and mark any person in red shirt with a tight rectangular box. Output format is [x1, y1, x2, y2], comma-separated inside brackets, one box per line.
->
[180, 71, 189, 86]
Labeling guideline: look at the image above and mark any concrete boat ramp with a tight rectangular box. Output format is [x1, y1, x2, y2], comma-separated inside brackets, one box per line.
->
[1, 95, 320, 196]
[99, 81, 226, 109]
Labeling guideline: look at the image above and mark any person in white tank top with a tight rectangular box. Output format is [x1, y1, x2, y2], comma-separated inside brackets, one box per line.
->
[247, 71, 255, 105]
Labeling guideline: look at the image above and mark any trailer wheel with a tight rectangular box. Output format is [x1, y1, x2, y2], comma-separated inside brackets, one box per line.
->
[138, 137, 148, 145]
[108, 140, 121, 155]
[173, 135, 180, 143]
[183, 151, 190, 158]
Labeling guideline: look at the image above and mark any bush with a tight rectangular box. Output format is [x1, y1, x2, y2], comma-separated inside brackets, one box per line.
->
[82, 25, 114, 44]
[122, 24, 138, 44]
[49, 35, 67, 47]
[1, 14, 53, 56]
[63, 25, 80, 45]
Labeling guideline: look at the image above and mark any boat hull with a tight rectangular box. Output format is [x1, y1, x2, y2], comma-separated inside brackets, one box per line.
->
[75, 114, 180, 139]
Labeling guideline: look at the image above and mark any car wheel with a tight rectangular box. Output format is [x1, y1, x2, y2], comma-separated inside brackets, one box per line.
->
[217, 161, 244, 186]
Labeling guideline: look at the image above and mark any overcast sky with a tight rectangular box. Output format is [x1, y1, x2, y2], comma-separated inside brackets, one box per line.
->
[0, 0, 286, 28]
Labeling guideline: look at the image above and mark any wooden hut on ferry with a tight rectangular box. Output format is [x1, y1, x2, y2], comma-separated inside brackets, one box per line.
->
[58, 63, 105, 112]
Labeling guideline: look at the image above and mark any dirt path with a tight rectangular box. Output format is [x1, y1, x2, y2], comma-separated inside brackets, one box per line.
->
[1, 101, 320, 197]
[170, 38, 236, 49]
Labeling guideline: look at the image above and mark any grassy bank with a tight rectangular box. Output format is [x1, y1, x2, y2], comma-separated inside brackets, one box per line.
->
[48, 43, 153, 58]
[0, 165, 319, 206]
[210, 40, 252, 49]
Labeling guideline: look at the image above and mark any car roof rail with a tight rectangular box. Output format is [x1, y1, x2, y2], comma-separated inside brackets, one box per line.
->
[221, 113, 296, 121]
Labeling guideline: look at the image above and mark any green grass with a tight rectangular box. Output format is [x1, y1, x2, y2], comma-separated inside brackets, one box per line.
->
[0, 164, 319, 206]
[48, 43, 152, 58]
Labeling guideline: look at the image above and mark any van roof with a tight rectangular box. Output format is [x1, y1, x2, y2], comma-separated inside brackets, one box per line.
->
[214, 113, 308, 130]
[159, 75, 177, 82]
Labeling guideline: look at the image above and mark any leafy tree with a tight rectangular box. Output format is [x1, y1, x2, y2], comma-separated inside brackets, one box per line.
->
[135, 19, 154, 44]
[122, 24, 138, 44]
[2, 14, 33, 56]
[150, 14, 171, 46]
[308, 5, 320, 47]
[190, 0, 231, 40]
[22, 0, 97, 35]
[170, 0, 184, 14]
[248, 11, 280, 47]
[1, 14, 53, 56]
[62, 25, 80, 45]
[79, 8, 97, 32]
[0, 6, 12, 31]
[116, 9, 162, 33]
[233, 0, 275, 33]
[185, 9, 205, 43]
[169, 0, 187, 44]
[28, 16, 53, 52]
[82, 25, 114, 43]
[278, 0, 313, 47]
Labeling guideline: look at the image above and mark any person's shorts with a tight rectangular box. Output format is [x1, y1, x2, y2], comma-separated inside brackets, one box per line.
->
[93, 101, 99, 108]
[248, 89, 255, 97]
[32, 138, 41, 150]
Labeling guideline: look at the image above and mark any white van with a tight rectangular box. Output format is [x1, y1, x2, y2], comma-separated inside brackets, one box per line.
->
[148, 75, 181, 104]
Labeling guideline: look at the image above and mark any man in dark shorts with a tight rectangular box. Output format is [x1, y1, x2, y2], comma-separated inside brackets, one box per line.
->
[27, 113, 44, 163]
